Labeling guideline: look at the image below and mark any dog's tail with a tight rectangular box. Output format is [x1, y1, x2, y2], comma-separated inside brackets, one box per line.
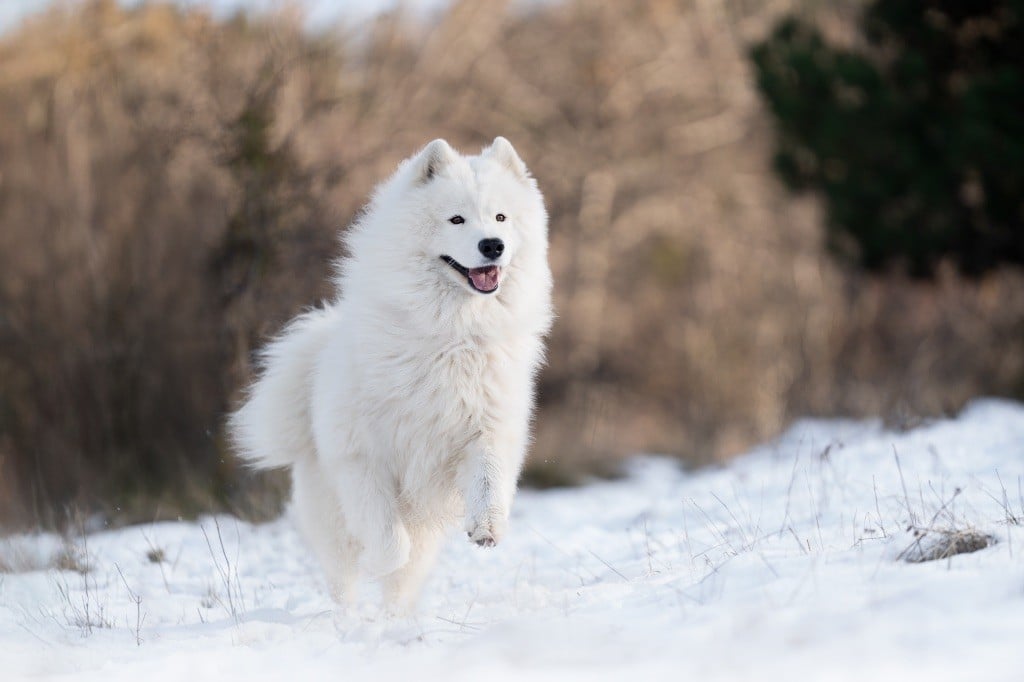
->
[229, 307, 335, 470]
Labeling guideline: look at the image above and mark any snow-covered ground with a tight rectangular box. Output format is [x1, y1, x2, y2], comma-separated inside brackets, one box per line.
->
[2, 399, 1023, 681]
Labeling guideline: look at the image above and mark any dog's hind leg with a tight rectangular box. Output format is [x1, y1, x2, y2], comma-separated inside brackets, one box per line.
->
[327, 457, 412, 580]
[381, 525, 443, 614]
[292, 460, 359, 604]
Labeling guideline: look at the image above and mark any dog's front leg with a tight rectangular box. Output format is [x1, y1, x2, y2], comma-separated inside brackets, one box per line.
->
[461, 443, 521, 547]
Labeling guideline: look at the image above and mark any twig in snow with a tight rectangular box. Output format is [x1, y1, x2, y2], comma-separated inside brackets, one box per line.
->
[140, 528, 171, 593]
[680, 501, 695, 569]
[787, 525, 808, 554]
[872, 475, 888, 538]
[922, 486, 962, 530]
[1018, 475, 1023, 524]
[435, 615, 481, 632]
[690, 499, 738, 556]
[523, 522, 600, 584]
[452, 591, 479, 633]
[200, 517, 245, 623]
[804, 470, 825, 552]
[777, 450, 802, 537]
[893, 446, 918, 525]
[53, 571, 112, 636]
[115, 563, 145, 646]
[586, 548, 629, 581]
[642, 516, 654, 575]
[710, 491, 751, 550]
[993, 470, 1021, 526]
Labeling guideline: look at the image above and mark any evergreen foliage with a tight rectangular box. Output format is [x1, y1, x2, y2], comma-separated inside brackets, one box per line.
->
[752, 1, 1024, 275]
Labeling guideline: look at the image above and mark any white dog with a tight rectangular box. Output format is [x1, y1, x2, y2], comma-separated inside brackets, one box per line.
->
[230, 137, 553, 611]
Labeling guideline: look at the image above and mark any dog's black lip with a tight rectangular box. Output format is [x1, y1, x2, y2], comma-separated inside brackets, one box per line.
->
[441, 255, 470, 277]
[440, 255, 498, 295]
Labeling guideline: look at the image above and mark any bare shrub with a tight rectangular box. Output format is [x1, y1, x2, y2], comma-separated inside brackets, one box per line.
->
[0, 0, 1021, 526]
[0, 1, 340, 525]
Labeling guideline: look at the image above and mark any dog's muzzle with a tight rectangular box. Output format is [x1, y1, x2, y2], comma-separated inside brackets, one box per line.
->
[441, 256, 502, 294]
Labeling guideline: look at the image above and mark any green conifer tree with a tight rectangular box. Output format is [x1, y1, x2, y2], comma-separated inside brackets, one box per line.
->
[751, 1, 1024, 276]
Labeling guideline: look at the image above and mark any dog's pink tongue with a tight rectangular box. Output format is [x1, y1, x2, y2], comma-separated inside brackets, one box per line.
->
[469, 266, 500, 292]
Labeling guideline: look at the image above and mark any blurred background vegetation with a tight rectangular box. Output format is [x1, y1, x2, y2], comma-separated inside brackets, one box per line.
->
[1, 0, 1022, 530]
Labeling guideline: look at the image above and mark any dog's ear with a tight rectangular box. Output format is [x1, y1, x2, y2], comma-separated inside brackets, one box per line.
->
[487, 136, 529, 180]
[414, 139, 457, 184]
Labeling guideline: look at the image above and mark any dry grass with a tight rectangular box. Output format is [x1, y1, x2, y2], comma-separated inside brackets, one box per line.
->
[898, 527, 996, 563]
[892, 475, 1000, 563]
[52, 542, 91, 575]
[0, 0, 1022, 528]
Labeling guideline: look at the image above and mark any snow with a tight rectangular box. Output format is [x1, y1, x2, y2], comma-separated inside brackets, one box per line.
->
[3, 398, 1024, 681]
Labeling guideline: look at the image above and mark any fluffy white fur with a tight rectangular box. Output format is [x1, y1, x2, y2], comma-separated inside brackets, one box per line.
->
[230, 137, 553, 611]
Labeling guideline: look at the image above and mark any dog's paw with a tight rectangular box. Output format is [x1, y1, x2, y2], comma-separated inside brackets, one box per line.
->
[358, 525, 411, 577]
[464, 509, 507, 548]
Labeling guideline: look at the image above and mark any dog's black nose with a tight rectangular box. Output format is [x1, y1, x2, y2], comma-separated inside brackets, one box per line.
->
[478, 238, 504, 260]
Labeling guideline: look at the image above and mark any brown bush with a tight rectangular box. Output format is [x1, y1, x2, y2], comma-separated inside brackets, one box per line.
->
[0, 0, 1021, 527]
[0, 0, 342, 524]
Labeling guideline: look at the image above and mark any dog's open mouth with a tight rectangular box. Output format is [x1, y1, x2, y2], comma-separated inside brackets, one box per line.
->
[441, 256, 502, 294]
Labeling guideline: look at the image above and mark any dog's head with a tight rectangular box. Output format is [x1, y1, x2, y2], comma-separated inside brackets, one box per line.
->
[400, 137, 545, 296]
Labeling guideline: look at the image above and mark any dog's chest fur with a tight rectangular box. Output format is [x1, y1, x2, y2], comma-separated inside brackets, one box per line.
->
[354, 327, 522, 511]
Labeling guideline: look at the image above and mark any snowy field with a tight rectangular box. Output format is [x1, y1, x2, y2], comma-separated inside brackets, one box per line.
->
[2, 399, 1023, 681]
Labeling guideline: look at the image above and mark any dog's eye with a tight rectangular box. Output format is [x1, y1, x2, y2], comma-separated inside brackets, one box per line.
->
[449, 215, 465, 225]
[495, 213, 506, 222]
